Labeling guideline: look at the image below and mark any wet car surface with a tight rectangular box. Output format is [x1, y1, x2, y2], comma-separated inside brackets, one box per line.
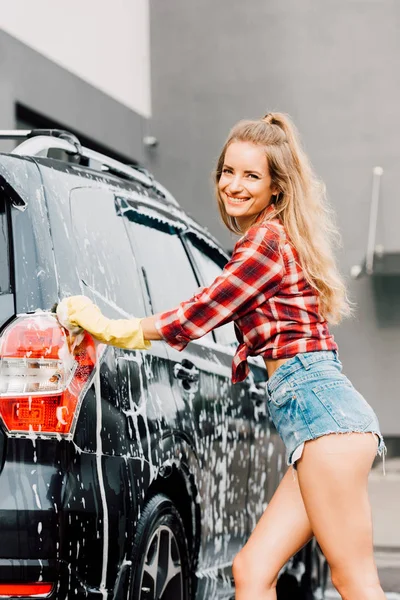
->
[0, 146, 324, 599]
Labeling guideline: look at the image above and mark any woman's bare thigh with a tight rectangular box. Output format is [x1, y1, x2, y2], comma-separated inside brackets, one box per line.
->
[235, 466, 313, 581]
[296, 432, 382, 590]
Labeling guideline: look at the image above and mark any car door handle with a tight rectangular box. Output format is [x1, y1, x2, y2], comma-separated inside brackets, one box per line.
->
[173, 360, 199, 383]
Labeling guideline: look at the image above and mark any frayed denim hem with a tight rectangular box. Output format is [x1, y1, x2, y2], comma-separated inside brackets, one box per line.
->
[288, 429, 387, 474]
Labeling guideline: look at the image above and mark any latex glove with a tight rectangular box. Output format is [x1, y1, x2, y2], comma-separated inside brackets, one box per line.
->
[56, 295, 151, 350]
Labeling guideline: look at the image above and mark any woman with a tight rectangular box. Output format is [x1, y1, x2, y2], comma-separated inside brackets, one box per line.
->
[58, 112, 386, 599]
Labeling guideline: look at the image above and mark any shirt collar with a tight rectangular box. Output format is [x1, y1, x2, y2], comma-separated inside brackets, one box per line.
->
[254, 202, 277, 224]
[237, 203, 279, 242]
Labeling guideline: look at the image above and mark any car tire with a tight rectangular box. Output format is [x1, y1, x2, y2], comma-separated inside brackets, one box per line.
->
[277, 571, 303, 599]
[130, 493, 192, 600]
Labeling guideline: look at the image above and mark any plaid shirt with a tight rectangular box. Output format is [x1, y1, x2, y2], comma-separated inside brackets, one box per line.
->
[155, 207, 337, 384]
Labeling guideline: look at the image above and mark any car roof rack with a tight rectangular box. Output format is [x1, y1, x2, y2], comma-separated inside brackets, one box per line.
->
[0, 129, 180, 206]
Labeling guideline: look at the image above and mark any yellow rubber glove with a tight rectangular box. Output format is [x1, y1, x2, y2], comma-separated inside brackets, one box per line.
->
[56, 295, 151, 350]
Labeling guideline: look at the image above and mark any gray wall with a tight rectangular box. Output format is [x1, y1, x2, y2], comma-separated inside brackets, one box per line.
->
[0, 29, 147, 162]
[149, 0, 400, 437]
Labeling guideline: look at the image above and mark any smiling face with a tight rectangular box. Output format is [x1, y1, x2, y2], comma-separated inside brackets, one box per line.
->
[218, 141, 277, 232]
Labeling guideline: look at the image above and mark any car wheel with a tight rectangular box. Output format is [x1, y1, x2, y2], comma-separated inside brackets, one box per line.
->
[130, 493, 192, 600]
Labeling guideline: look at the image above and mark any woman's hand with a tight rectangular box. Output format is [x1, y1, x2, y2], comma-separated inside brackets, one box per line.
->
[56, 295, 152, 350]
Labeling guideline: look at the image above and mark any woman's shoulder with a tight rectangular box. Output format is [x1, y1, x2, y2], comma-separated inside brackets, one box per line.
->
[237, 217, 286, 247]
[230, 219, 286, 264]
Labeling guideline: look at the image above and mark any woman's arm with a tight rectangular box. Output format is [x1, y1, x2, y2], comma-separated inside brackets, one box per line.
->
[57, 296, 154, 349]
[140, 313, 164, 340]
[153, 223, 284, 352]
[140, 287, 206, 340]
[57, 224, 283, 350]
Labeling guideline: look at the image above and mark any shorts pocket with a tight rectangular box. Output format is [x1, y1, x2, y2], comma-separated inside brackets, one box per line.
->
[312, 379, 375, 430]
[268, 380, 296, 408]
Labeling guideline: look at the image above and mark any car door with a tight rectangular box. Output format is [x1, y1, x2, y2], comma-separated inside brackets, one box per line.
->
[120, 198, 245, 568]
[183, 231, 286, 535]
[69, 188, 179, 580]
[181, 232, 253, 551]
[69, 186, 178, 457]
[244, 356, 286, 530]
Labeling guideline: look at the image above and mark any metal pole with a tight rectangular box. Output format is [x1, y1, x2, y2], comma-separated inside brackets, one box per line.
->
[365, 166, 383, 275]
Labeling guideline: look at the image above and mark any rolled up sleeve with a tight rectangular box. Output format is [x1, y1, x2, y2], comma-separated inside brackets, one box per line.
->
[155, 224, 285, 351]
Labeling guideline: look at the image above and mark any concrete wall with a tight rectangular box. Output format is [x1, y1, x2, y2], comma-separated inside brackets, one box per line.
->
[149, 0, 400, 437]
[0, 0, 151, 117]
[0, 30, 147, 163]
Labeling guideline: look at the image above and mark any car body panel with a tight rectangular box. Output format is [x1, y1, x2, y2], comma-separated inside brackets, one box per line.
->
[0, 153, 289, 599]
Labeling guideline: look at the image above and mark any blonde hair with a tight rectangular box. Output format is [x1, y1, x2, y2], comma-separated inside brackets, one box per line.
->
[215, 111, 351, 324]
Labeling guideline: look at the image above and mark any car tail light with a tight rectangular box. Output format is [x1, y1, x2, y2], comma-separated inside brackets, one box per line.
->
[0, 314, 96, 436]
[0, 583, 52, 597]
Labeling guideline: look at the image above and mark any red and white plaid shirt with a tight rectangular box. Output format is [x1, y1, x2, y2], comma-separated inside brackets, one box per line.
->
[155, 206, 337, 384]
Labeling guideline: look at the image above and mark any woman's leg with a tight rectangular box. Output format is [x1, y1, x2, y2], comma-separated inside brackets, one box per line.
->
[296, 432, 385, 600]
[233, 466, 313, 599]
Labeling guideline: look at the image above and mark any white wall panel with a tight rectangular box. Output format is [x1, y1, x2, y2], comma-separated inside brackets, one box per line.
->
[0, 0, 151, 117]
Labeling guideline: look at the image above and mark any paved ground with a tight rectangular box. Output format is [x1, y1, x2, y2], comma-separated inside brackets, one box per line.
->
[326, 591, 400, 599]
[326, 457, 400, 597]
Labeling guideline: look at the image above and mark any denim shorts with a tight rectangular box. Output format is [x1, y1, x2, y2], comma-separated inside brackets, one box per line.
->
[265, 350, 386, 467]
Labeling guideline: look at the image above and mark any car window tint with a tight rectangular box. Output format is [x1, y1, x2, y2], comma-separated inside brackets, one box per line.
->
[70, 188, 146, 317]
[0, 195, 14, 327]
[123, 209, 214, 343]
[185, 235, 238, 347]
[0, 195, 10, 295]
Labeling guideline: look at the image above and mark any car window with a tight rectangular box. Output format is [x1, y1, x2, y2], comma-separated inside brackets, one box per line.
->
[70, 188, 146, 317]
[0, 195, 10, 295]
[0, 194, 14, 327]
[122, 206, 215, 343]
[184, 234, 238, 347]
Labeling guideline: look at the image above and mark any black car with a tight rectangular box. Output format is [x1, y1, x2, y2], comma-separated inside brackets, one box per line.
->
[0, 130, 327, 599]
